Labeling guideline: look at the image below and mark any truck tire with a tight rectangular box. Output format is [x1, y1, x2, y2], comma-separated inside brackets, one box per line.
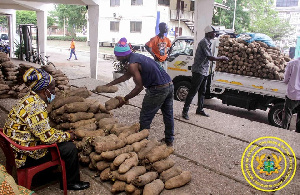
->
[268, 103, 284, 128]
[174, 81, 191, 101]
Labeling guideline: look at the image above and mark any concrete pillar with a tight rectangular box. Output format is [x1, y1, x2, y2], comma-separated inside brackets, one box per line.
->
[36, 10, 47, 57]
[88, 5, 100, 79]
[194, 0, 214, 51]
[8, 15, 13, 57]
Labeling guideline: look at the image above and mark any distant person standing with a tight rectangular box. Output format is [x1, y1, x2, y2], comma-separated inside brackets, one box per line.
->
[67, 38, 78, 60]
[145, 22, 171, 71]
[282, 57, 300, 133]
[181, 25, 229, 120]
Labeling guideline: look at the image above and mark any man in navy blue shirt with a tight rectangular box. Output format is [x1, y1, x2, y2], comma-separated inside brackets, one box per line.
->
[106, 38, 174, 146]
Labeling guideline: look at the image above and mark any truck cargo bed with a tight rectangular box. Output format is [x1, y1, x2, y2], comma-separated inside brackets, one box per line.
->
[211, 72, 287, 99]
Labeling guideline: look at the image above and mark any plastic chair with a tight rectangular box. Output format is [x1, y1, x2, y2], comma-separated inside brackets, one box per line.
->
[0, 128, 67, 195]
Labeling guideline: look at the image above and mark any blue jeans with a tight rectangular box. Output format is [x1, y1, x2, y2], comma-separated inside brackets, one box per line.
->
[69, 49, 77, 60]
[183, 72, 207, 113]
[140, 84, 174, 142]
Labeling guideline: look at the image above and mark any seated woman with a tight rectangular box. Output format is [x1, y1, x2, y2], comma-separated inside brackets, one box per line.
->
[3, 68, 90, 191]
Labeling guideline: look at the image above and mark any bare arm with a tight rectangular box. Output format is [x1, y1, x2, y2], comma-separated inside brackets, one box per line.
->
[106, 71, 132, 86]
[145, 44, 157, 60]
[207, 56, 229, 62]
[124, 63, 144, 101]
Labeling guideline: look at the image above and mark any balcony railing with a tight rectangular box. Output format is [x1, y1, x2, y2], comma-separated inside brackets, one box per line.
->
[170, 9, 194, 22]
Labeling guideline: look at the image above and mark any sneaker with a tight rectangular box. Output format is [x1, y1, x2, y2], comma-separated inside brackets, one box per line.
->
[196, 110, 210, 117]
[182, 111, 189, 120]
[67, 59, 70, 61]
[160, 138, 173, 147]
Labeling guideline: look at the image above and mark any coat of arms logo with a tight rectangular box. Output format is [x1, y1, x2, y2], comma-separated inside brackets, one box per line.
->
[256, 153, 282, 175]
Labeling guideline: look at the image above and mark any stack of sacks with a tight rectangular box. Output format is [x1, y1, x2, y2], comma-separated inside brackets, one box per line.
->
[216, 35, 291, 80]
[42, 66, 71, 91]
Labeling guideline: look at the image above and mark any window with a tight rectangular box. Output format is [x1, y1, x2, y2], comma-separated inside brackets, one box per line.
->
[169, 39, 194, 58]
[110, 0, 120, 6]
[158, 0, 170, 6]
[130, 21, 142, 33]
[131, 0, 143, 5]
[110, 21, 119, 32]
[190, 1, 195, 11]
[276, 0, 298, 7]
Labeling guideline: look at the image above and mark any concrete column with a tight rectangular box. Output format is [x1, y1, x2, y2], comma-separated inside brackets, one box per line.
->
[8, 15, 13, 57]
[88, 5, 100, 79]
[36, 10, 47, 57]
[194, 0, 214, 52]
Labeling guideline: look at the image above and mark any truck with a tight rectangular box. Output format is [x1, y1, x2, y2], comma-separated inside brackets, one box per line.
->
[167, 36, 294, 128]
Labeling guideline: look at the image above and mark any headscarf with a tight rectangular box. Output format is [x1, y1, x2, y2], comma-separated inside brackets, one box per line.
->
[114, 37, 132, 57]
[23, 68, 53, 91]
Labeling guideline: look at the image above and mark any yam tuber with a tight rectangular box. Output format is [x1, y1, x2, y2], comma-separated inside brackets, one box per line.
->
[64, 102, 89, 113]
[159, 166, 182, 182]
[98, 118, 118, 129]
[75, 129, 105, 138]
[70, 118, 96, 129]
[100, 168, 111, 181]
[145, 144, 174, 163]
[94, 134, 126, 153]
[138, 139, 161, 160]
[75, 123, 97, 132]
[95, 85, 118, 93]
[96, 161, 111, 171]
[101, 145, 134, 160]
[143, 179, 164, 195]
[53, 96, 84, 109]
[125, 184, 136, 194]
[111, 181, 126, 193]
[110, 166, 146, 183]
[132, 172, 158, 187]
[164, 171, 192, 189]
[113, 153, 131, 167]
[94, 113, 112, 121]
[118, 152, 138, 174]
[152, 157, 175, 173]
[111, 123, 140, 136]
[105, 97, 120, 111]
[66, 112, 94, 123]
[125, 129, 149, 145]
[132, 139, 149, 153]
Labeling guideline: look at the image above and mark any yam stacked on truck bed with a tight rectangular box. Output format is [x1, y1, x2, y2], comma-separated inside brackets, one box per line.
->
[216, 35, 291, 80]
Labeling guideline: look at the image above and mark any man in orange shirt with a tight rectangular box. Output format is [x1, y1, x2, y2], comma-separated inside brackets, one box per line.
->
[145, 22, 171, 71]
[67, 38, 78, 61]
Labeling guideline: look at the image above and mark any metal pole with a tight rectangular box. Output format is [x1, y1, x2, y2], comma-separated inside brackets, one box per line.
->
[232, 0, 237, 30]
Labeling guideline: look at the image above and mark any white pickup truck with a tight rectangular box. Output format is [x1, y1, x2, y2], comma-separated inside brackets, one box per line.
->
[167, 36, 291, 127]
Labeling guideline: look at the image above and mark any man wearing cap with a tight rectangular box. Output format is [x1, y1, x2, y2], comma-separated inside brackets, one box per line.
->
[181, 25, 229, 120]
[3, 68, 90, 191]
[145, 22, 171, 71]
[106, 37, 174, 146]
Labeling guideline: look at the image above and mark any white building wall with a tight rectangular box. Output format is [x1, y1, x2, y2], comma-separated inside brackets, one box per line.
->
[99, 0, 158, 45]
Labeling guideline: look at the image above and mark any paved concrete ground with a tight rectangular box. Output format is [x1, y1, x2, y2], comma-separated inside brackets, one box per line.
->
[0, 46, 299, 195]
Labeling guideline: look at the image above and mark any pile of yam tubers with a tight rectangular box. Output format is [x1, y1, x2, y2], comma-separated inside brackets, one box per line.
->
[49, 88, 192, 194]
[216, 35, 291, 80]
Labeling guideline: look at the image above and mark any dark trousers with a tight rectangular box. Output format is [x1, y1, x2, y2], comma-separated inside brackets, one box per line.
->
[140, 84, 174, 143]
[183, 72, 208, 113]
[282, 96, 300, 133]
[24, 142, 80, 184]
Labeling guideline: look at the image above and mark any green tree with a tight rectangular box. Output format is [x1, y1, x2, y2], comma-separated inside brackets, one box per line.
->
[53, 4, 87, 37]
[213, 0, 250, 34]
[246, 0, 293, 40]
[0, 16, 8, 26]
[16, 10, 37, 27]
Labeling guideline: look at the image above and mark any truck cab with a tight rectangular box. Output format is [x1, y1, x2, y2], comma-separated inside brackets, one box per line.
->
[167, 36, 295, 128]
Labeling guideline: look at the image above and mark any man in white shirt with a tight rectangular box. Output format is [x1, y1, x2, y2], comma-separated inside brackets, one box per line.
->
[282, 58, 300, 133]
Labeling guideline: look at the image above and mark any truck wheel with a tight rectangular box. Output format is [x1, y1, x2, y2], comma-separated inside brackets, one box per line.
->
[174, 81, 191, 101]
[268, 103, 284, 128]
